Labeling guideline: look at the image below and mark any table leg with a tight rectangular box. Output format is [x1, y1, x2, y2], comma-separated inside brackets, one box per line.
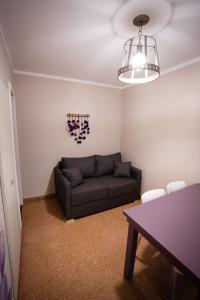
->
[124, 222, 138, 280]
[196, 287, 200, 300]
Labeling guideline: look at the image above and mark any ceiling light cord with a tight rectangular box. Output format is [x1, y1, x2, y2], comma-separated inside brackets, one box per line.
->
[138, 26, 142, 46]
[138, 26, 142, 37]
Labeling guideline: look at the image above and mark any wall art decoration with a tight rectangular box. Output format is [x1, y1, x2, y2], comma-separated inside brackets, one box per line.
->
[66, 113, 90, 144]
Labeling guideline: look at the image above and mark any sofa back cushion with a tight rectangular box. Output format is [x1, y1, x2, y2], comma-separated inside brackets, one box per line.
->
[95, 152, 121, 177]
[61, 156, 95, 178]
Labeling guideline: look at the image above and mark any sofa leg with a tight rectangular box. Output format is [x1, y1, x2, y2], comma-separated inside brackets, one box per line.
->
[65, 218, 75, 223]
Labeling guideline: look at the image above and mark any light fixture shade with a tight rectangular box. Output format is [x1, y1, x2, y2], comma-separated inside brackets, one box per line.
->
[118, 35, 160, 84]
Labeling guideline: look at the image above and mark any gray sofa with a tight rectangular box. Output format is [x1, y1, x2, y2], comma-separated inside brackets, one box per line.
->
[54, 152, 142, 220]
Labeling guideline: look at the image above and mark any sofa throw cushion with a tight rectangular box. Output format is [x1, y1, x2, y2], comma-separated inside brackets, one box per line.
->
[61, 156, 95, 178]
[113, 161, 131, 178]
[62, 168, 84, 188]
[95, 152, 121, 177]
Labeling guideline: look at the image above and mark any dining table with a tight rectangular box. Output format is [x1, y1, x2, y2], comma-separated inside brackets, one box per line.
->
[123, 183, 200, 298]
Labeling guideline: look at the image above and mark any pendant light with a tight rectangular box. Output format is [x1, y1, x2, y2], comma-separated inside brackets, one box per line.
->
[118, 14, 160, 84]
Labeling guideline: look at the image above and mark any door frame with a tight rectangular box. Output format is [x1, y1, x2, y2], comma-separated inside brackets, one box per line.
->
[8, 82, 23, 206]
[0, 80, 22, 299]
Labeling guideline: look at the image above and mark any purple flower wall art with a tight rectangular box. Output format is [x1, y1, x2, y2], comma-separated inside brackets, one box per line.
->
[66, 113, 90, 144]
[0, 230, 12, 300]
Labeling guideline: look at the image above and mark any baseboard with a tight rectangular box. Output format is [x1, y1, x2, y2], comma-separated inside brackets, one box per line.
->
[23, 193, 56, 202]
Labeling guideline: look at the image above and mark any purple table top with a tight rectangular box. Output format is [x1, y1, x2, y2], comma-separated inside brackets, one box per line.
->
[124, 183, 200, 285]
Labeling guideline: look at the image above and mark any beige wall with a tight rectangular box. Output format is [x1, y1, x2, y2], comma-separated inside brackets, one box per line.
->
[121, 63, 200, 192]
[14, 75, 122, 198]
[14, 63, 200, 198]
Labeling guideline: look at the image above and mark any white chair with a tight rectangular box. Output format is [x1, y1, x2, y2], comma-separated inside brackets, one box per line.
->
[138, 189, 166, 248]
[167, 180, 186, 300]
[166, 180, 186, 194]
[141, 188, 166, 204]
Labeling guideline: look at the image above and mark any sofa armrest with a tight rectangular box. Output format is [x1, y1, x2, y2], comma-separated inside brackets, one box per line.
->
[54, 167, 72, 219]
[131, 166, 142, 197]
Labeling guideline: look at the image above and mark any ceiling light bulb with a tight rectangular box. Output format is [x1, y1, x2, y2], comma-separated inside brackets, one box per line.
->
[131, 52, 146, 66]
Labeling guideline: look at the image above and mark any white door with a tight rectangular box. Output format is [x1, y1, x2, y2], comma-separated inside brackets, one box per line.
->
[0, 80, 21, 299]
[0, 180, 14, 300]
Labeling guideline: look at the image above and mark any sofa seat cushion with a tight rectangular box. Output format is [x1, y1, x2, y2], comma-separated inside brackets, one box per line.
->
[99, 175, 137, 198]
[71, 178, 107, 207]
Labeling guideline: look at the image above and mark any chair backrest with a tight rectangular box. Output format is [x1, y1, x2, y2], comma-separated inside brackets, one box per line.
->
[141, 189, 166, 204]
[166, 181, 187, 194]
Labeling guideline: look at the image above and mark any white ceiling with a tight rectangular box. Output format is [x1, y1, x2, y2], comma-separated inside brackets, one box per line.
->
[0, 0, 200, 87]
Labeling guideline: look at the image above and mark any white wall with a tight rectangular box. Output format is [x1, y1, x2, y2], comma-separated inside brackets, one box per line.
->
[14, 61, 200, 198]
[121, 63, 200, 192]
[14, 74, 122, 198]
